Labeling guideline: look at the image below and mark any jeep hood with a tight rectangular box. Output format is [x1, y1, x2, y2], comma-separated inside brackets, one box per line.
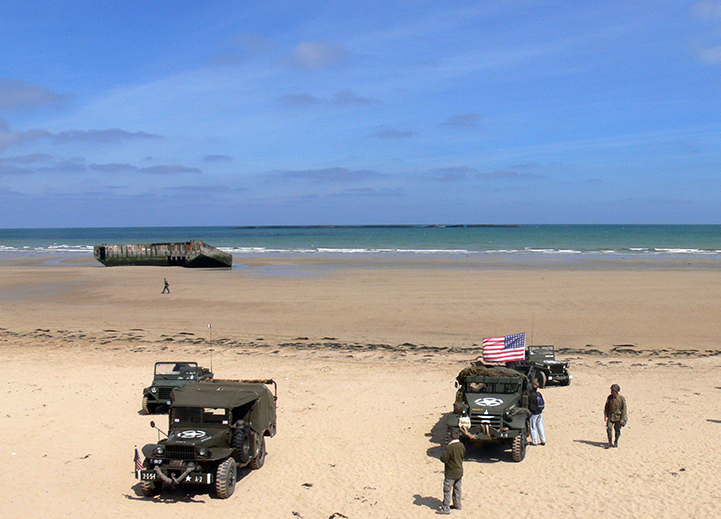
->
[465, 393, 521, 414]
[166, 426, 226, 445]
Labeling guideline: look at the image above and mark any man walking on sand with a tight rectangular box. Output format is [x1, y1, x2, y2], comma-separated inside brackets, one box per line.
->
[437, 428, 465, 514]
[604, 383, 627, 448]
[162, 278, 170, 294]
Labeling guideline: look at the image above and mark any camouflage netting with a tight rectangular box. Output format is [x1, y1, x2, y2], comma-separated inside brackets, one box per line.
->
[456, 365, 522, 383]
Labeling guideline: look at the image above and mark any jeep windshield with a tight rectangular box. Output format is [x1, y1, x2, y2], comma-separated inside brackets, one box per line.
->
[529, 346, 554, 356]
[154, 362, 199, 380]
[171, 407, 229, 425]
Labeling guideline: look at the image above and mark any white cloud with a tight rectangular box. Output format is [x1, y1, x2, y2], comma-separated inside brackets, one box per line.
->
[290, 42, 349, 70]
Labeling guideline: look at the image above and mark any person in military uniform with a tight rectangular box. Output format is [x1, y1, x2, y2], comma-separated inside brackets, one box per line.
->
[437, 428, 465, 514]
[604, 383, 627, 448]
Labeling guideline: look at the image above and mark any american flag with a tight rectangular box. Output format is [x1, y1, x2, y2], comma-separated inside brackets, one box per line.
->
[135, 445, 143, 472]
[482, 333, 526, 363]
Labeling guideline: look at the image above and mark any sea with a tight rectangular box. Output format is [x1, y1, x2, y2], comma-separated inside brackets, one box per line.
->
[1, 225, 721, 259]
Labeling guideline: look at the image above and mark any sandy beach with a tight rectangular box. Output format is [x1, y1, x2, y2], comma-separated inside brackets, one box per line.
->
[1, 254, 720, 518]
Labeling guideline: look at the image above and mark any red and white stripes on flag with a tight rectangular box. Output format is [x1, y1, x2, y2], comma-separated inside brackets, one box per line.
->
[482, 333, 526, 363]
[135, 445, 143, 472]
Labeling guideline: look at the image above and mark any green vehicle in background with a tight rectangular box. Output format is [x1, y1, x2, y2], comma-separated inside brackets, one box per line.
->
[446, 364, 532, 462]
[137, 379, 277, 499]
[141, 362, 213, 414]
[506, 345, 571, 387]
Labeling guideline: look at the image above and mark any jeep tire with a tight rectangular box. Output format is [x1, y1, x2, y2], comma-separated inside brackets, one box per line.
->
[512, 430, 527, 462]
[140, 479, 161, 497]
[142, 396, 152, 415]
[536, 371, 547, 388]
[232, 427, 252, 464]
[215, 457, 237, 499]
[249, 434, 266, 469]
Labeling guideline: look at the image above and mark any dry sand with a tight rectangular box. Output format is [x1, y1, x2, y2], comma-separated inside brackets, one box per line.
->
[1, 254, 720, 518]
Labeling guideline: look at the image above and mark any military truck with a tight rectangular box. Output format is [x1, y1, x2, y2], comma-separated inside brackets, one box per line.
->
[506, 345, 571, 387]
[141, 361, 213, 414]
[137, 379, 277, 499]
[446, 364, 531, 462]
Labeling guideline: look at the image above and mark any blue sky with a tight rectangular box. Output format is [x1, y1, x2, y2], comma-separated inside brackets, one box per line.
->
[1, 0, 720, 227]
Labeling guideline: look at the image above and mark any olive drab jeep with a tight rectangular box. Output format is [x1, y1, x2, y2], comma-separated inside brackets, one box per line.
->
[137, 379, 277, 499]
[141, 361, 213, 414]
[505, 345, 571, 387]
[446, 364, 532, 462]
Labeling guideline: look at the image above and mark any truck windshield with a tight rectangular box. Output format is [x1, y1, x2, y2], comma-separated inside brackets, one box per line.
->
[172, 407, 228, 425]
[155, 362, 198, 380]
[467, 381, 521, 394]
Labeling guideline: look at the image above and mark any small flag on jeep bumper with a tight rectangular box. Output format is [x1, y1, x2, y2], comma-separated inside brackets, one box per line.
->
[135, 445, 142, 472]
[482, 333, 526, 362]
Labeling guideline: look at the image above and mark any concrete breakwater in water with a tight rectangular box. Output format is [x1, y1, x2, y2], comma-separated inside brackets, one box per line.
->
[93, 241, 232, 268]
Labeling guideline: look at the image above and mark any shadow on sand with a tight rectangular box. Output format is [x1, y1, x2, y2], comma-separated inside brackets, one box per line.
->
[573, 439, 610, 449]
[412, 493, 443, 512]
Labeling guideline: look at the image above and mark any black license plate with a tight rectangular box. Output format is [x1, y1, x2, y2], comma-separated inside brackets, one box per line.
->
[178, 473, 212, 484]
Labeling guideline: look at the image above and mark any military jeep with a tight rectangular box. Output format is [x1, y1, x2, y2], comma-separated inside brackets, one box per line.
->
[506, 345, 571, 387]
[137, 379, 277, 499]
[446, 364, 531, 462]
[141, 361, 213, 414]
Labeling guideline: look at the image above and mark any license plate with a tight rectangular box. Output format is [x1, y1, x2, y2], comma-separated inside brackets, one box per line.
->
[180, 473, 212, 484]
[137, 470, 211, 484]
[138, 471, 157, 481]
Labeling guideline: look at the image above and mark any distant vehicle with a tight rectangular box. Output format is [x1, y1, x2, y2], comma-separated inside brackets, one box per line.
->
[506, 345, 571, 387]
[141, 362, 213, 414]
[137, 379, 277, 499]
[446, 363, 532, 462]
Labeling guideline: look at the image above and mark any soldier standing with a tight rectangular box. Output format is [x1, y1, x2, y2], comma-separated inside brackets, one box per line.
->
[604, 383, 627, 448]
[437, 428, 465, 514]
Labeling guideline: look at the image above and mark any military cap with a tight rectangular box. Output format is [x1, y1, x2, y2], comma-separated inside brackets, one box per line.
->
[610, 384, 620, 392]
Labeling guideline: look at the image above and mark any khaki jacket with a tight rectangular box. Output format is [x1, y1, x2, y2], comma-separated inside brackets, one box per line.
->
[604, 394, 628, 423]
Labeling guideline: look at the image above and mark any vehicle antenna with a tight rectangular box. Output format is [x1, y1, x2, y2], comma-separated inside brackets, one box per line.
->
[208, 323, 213, 373]
[531, 310, 534, 347]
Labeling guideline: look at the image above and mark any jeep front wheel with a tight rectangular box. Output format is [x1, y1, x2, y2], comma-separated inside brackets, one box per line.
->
[215, 457, 237, 499]
[140, 479, 161, 497]
[536, 371, 547, 388]
[512, 432, 527, 462]
[142, 396, 152, 415]
[249, 435, 266, 470]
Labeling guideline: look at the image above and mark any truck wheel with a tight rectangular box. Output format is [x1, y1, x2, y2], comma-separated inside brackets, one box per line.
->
[536, 371, 547, 388]
[249, 435, 266, 469]
[142, 396, 151, 415]
[512, 432, 527, 462]
[140, 479, 161, 497]
[215, 457, 237, 499]
[232, 428, 252, 464]
[560, 376, 571, 386]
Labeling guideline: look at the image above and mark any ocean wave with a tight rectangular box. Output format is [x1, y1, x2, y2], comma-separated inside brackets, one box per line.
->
[1, 244, 720, 257]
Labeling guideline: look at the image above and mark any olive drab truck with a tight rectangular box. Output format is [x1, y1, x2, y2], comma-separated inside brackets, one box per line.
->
[136, 379, 277, 499]
[446, 364, 532, 462]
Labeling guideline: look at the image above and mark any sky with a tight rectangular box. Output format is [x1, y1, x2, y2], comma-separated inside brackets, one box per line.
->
[1, 0, 720, 227]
